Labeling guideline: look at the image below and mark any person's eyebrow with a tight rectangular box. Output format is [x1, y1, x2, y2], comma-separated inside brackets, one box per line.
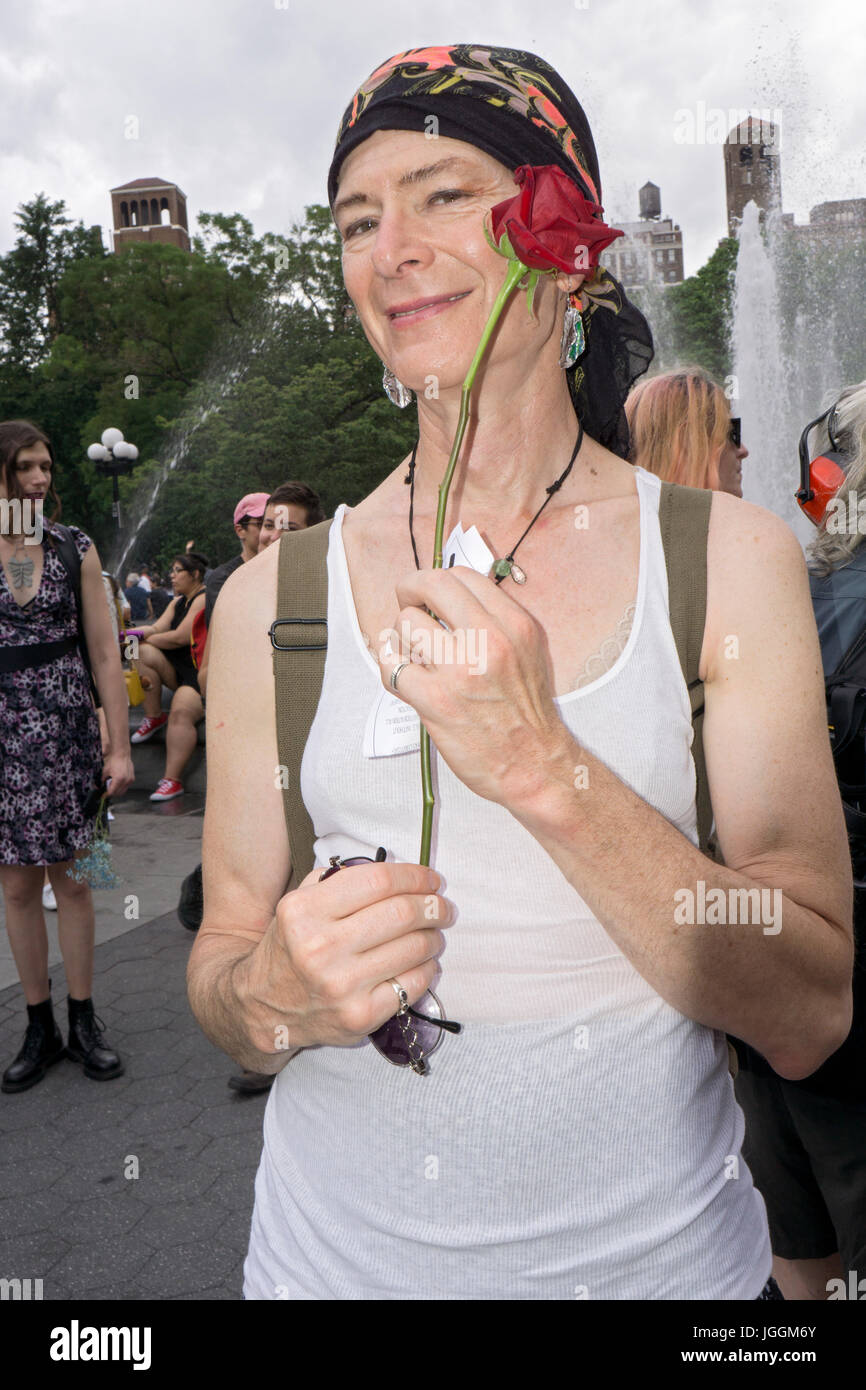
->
[333, 157, 478, 220]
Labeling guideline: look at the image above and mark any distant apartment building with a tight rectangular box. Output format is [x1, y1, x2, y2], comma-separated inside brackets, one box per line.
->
[602, 182, 684, 290]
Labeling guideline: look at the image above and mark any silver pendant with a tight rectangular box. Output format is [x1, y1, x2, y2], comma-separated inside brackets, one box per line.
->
[510, 562, 526, 584]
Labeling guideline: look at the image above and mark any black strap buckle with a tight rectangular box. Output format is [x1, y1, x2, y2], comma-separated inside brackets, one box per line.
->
[269, 618, 328, 652]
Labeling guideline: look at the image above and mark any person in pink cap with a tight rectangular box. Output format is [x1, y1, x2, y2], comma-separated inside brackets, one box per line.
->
[203, 493, 270, 630]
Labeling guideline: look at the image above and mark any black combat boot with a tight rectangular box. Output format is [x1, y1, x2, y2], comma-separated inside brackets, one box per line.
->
[1, 984, 66, 1093]
[66, 996, 124, 1081]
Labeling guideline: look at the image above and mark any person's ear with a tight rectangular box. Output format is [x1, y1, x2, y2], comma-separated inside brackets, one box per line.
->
[553, 271, 586, 298]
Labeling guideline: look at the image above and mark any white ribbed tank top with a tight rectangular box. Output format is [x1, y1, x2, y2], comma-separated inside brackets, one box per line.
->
[244, 466, 771, 1300]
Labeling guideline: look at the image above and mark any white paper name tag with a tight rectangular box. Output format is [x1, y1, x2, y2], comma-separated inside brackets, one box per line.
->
[363, 522, 495, 758]
[444, 522, 495, 576]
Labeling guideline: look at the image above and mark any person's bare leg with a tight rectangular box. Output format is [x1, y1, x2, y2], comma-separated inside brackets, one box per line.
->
[164, 686, 204, 782]
[136, 644, 176, 717]
[0, 865, 50, 1003]
[772, 1252, 844, 1300]
[47, 862, 96, 1000]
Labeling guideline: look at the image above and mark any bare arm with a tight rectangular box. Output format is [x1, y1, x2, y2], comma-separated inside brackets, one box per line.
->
[187, 543, 448, 1071]
[145, 591, 205, 650]
[138, 596, 175, 639]
[80, 546, 134, 796]
[509, 494, 853, 1078]
[187, 550, 293, 1069]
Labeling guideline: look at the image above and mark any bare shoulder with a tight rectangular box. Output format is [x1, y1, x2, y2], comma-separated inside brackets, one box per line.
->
[702, 490, 813, 681]
[215, 541, 280, 618]
[707, 490, 805, 575]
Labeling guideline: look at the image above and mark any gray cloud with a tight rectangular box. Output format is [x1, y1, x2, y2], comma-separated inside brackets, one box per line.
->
[1, 0, 862, 276]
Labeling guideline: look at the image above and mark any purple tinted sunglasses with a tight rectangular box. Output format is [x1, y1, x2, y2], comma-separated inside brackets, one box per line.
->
[318, 849, 461, 1076]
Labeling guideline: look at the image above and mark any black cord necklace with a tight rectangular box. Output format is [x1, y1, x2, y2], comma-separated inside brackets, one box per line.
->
[405, 419, 584, 585]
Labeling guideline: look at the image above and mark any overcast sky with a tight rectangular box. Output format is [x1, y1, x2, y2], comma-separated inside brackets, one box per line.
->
[1, 0, 863, 277]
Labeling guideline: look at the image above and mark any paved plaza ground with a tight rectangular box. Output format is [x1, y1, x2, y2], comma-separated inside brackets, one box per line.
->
[0, 724, 265, 1301]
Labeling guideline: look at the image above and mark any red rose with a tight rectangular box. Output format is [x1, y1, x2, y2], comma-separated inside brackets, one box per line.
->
[489, 164, 623, 275]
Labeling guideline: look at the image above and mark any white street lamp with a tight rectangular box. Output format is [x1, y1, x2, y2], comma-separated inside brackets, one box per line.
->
[86, 427, 139, 529]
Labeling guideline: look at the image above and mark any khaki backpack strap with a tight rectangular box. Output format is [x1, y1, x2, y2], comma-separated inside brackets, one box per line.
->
[271, 519, 332, 891]
[658, 481, 715, 858]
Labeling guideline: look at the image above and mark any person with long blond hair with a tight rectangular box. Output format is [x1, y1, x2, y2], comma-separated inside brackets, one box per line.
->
[625, 366, 749, 496]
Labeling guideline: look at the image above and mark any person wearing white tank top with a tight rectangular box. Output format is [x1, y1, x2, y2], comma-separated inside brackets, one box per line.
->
[188, 46, 854, 1301]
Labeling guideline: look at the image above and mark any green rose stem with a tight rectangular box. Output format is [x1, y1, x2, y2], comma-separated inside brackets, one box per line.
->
[417, 252, 536, 867]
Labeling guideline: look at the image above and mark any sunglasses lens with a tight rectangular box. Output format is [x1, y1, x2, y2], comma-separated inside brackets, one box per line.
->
[369, 990, 445, 1068]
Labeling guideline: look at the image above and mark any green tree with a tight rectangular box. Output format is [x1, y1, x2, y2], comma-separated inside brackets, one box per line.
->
[0, 194, 105, 369]
[663, 237, 739, 381]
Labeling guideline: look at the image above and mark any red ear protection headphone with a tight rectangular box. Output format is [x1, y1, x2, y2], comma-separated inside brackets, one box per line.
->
[796, 403, 846, 525]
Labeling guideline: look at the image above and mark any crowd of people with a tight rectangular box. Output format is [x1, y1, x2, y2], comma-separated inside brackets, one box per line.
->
[1, 40, 863, 1303]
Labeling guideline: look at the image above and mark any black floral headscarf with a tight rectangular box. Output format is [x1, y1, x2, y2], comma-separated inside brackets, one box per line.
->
[328, 44, 654, 458]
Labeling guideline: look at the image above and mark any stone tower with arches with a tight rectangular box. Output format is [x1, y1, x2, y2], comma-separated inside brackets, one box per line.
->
[109, 178, 190, 252]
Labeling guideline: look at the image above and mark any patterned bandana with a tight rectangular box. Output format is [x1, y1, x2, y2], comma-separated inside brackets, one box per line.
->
[328, 44, 654, 458]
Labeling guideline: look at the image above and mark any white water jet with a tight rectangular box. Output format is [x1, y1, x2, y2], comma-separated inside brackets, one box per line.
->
[731, 201, 845, 546]
[112, 304, 277, 575]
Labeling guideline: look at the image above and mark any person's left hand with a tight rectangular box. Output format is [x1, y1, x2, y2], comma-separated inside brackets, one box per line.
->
[103, 751, 135, 799]
[376, 565, 572, 808]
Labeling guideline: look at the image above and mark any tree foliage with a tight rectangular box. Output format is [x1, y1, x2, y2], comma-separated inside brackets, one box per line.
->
[2, 191, 744, 574]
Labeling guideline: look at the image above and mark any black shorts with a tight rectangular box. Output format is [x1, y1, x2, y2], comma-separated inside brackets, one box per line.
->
[735, 1068, 866, 1272]
[166, 651, 200, 694]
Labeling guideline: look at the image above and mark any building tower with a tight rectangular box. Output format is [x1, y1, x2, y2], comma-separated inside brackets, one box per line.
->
[109, 178, 190, 252]
[724, 119, 781, 234]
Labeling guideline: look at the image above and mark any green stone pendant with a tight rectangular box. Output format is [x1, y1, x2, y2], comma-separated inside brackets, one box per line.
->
[491, 557, 526, 584]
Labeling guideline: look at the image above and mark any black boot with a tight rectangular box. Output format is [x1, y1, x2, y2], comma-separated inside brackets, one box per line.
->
[1, 985, 66, 1094]
[66, 997, 124, 1081]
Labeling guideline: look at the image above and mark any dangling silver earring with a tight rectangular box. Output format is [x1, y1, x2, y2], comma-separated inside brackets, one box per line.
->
[382, 366, 413, 408]
[559, 302, 585, 369]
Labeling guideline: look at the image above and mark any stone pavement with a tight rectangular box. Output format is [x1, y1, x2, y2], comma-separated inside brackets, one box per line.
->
[0, 911, 267, 1301]
[0, 720, 268, 1302]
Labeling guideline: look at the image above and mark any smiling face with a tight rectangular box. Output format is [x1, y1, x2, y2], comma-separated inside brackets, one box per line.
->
[334, 129, 579, 394]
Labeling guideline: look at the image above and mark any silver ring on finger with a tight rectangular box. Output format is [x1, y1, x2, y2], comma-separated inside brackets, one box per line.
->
[390, 660, 410, 692]
[387, 978, 409, 1014]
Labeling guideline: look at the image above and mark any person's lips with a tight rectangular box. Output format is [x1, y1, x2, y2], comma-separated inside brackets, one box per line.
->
[385, 290, 472, 324]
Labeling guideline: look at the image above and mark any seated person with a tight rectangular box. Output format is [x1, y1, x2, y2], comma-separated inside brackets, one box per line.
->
[130, 552, 208, 802]
[124, 571, 152, 623]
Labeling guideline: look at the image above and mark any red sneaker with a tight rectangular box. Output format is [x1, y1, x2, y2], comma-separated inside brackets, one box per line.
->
[150, 778, 183, 802]
[131, 713, 168, 744]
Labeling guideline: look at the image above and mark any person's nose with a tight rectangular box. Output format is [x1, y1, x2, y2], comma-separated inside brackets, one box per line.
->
[369, 205, 433, 281]
[737, 444, 749, 460]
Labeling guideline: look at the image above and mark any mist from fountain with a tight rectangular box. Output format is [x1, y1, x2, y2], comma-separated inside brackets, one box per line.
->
[731, 200, 850, 547]
[111, 307, 277, 577]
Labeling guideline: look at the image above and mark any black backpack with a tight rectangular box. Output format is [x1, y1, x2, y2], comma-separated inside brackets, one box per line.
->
[825, 625, 866, 882]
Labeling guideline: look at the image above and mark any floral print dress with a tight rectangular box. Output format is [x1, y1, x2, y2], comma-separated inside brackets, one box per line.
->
[0, 525, 102, 865]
